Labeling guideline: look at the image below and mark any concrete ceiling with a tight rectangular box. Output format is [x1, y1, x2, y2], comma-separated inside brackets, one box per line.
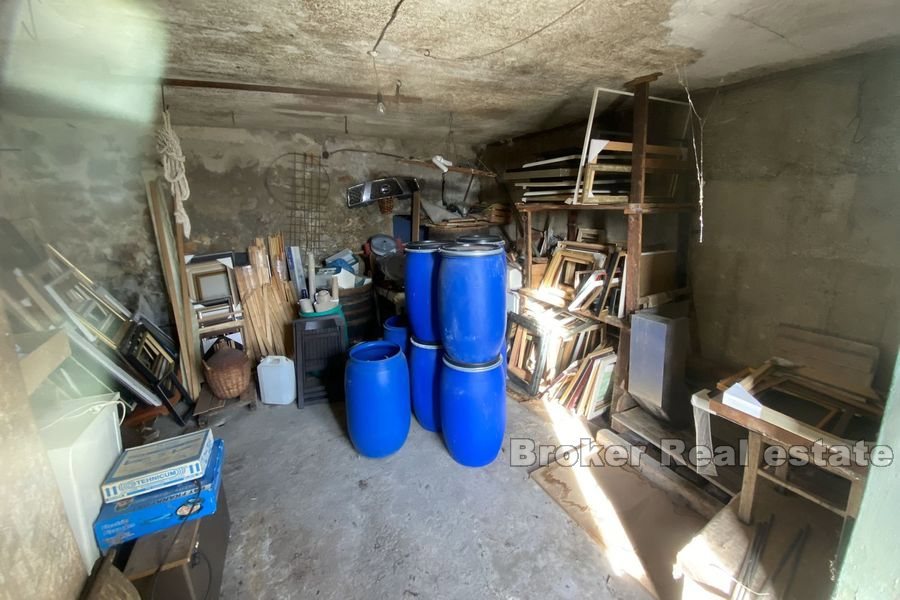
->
[4, 0, 900, 144]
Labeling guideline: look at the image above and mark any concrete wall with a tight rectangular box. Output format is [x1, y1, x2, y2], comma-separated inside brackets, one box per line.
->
[833, 353, 900, 599]
[0, 114, 476, 328]
[690, 48, 900, 389]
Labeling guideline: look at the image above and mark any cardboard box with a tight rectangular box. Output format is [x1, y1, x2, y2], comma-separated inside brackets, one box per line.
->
[101, 429, 213, 503]
[94, 439, 224, 551]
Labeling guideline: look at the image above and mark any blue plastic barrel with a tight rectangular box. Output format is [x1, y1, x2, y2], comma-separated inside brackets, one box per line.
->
[438, 243, 507, 364]
[383, 315, 409, 358]
[457, 234, 506, 249]
[410, 337, 443, 432]
[405, 241, 445, 343]
[344, 341, 410, 458]
[440, 354, 506, 467]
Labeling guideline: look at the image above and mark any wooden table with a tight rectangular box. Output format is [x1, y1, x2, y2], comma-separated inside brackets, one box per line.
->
[692, 390, 867, 550]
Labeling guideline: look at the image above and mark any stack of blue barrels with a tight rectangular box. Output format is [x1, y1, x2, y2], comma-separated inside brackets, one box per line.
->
[436, 239, 507, 467]
[345, 236, 507, 467]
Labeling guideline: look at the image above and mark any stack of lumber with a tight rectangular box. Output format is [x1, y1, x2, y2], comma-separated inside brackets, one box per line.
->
[503, 151, 630, 203]
[772, 324, 881, 399]
[233, 234, 298, 360]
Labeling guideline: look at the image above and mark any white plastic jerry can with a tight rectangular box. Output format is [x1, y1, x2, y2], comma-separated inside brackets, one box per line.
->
[257, 356, 297, 405]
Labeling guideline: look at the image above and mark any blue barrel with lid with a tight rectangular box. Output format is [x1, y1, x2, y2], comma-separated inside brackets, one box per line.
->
[405, 240, 445, 343]
[344, 341, 410, 458]
[382, 314, 409, 358]
[438, 243, 506, 364]
[410, 337, 443, 432]
[457, 234, 506, 249]
[440, 354, 506, 467]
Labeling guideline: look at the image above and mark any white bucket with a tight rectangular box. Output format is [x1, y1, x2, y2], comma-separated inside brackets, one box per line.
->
[257, 356, 296, 405]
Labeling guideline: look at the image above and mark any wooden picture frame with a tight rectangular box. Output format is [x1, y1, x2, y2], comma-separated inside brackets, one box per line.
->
[506, 312, 548, 396]
[44, 270, 131, 349]
[186, 261, 237, 305]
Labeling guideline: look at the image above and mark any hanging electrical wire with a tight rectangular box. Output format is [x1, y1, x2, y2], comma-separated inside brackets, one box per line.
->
[371, 0, 407, 55]
[424, 0, 589, 62]
[676, 66, 721, 244]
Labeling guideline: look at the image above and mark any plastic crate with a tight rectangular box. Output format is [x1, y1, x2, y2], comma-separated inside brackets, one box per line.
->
[293, 314, 348, 408]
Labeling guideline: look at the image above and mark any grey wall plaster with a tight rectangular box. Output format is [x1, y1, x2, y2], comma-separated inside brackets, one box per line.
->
[0, 309, 87, 599]
[689, 48, 900, 388]
[0, 114, 478, 328]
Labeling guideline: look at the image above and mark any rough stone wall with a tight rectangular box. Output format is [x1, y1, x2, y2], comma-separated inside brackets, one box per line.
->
[0, 309, 86, 599]
[691, 48, 900, 388]
[0, 114, 476, 328]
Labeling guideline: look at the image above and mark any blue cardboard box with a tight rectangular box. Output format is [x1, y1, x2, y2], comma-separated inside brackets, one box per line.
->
[101, 429, 214, 503]
[94, 439, 225, 551]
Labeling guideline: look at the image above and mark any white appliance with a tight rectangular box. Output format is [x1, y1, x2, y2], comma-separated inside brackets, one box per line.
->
[32, 393, 123, 573]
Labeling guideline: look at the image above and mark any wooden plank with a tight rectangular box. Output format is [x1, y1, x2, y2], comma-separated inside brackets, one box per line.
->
[777, 324, 879, 365]
[738, 431, 762, 522]
[774, 324, 878, 390]
[612, 404, 743, 495]
[124, 519, 200, 580]
[637, 250, 677, 297]
[524, 210, 533, 287]
[175, 224, 202, 399]
[145, 175, 200, 399]
[503, 167, 579, 181]
[623, 80, 649, 318]
[693, 392, 866, 481]
[756, 468, 847, 516]
[411, 191, 421, 242]
[14, 330, 71, 395]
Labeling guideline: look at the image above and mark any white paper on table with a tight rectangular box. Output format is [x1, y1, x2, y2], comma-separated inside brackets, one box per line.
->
[723, 383, 763, 418]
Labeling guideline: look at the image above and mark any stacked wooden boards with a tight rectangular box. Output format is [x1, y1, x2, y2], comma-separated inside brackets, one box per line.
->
[772, 324, 880, 398]
[502, 140, 688, 204]
[145, 174, 202, 398]
[233, 235, 298, 360]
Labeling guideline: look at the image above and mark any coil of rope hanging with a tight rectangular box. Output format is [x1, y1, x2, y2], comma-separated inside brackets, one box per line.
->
[156, 109, 192, 238]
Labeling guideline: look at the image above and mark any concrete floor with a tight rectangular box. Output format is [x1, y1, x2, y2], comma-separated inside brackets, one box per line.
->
[210, 397, 651, 600]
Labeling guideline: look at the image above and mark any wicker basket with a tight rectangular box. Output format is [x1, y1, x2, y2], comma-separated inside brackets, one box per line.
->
[203, 347, 251, 399]
[377, 196, 394, 214]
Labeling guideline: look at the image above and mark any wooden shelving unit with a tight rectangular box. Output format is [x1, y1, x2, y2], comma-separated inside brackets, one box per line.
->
[516, 202, 695, 288]
[512, 75, 704, 465]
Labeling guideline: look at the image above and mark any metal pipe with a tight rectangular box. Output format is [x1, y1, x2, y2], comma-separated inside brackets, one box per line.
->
[593, 85, 690, 106]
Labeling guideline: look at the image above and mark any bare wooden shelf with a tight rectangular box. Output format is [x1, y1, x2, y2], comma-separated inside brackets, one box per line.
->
[515, 201, 695, 214]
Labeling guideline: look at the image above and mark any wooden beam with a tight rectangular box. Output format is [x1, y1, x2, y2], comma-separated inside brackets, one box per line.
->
[623, 73, 662, 88]
[163, 77, 424, 104]
[400, 159, 496, 178]
[525, 210, 533, 287]
[411, 191, 421, 242]
[624, 80, 649, 317]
